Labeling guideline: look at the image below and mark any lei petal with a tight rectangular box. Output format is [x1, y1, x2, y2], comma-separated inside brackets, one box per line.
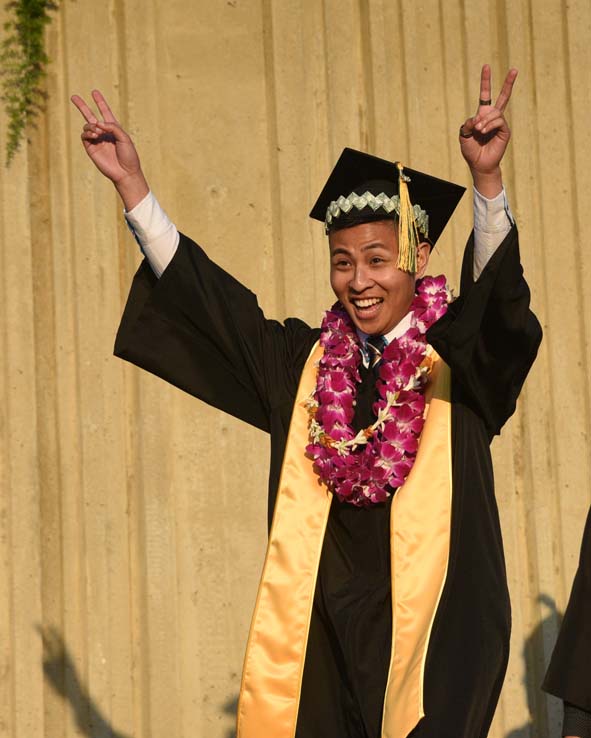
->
[307, 275, 450, 507]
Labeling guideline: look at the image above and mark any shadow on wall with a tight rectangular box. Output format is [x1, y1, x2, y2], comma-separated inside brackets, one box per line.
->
[39, 626, 133, 738]
[504, 594, 563, 738]
[223, 695, 238, 738]
[41, 624, 240, 738]
[219, 595, 566, 738]
[38, 594, 565, 738]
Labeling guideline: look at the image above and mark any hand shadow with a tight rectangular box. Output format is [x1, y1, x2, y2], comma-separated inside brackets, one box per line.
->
[41, 600, 563, 738]
[504, 593, 564, 738]
[222, 694, 238, 738]
[38, 625, 133, 738]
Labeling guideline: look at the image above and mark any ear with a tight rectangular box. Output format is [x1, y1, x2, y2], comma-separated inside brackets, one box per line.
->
[415, 241, 431, 278]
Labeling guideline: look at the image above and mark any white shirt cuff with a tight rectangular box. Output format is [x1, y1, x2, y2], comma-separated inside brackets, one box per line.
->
[472, 186, 514, 281]
[125, 191, 179, 278]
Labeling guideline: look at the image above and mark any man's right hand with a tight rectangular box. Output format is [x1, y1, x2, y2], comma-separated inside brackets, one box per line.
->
[71, 90, 149, 211]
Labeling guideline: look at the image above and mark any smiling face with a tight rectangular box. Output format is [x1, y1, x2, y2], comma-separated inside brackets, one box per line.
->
[329, 220, 431, 336]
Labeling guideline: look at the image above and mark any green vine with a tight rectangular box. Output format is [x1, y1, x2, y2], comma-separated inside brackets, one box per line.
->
[0, 0, 59, 165]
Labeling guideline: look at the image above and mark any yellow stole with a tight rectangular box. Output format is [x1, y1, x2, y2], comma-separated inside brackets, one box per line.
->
[237, 342, 452, 738]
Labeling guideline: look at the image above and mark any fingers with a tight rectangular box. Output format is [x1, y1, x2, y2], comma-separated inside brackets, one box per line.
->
[97, 120, 131, 141]
[476, 65, 518, 112]
[479, 64, 492, 106]
[475, 114, 509, 136]
[91, 89, 118, 123]
[81, 122, 98, 140]
[495, 68, 518, 111]
[474, 107, 509, 134]
[71, 94, 98, 124]
[81, 121, 107, 143]
[81, 120, 130, 147]
[459, 116, 476, 138]
[71, 89, 119, 124]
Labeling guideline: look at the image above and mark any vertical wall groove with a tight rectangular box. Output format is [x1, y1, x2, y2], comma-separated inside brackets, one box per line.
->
[395, 1, 411, 159]
[358, 0, 376, 152]
[458, 0, 471, 115]
[261, 0, 286, 317]
[561, 0, 591, 485]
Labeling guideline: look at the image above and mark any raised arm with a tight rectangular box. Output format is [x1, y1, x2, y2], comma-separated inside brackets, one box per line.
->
[71, 90, 149, 211]
[427, 64, 542, 437]
[71, 91, 319, 434]
[71, 90, 178, 276]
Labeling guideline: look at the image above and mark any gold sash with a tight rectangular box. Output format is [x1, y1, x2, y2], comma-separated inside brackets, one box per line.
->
[382, 355, 452, 736]
[237, 343, 452, 738]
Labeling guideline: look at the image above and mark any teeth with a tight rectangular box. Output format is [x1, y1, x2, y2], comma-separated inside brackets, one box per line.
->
[353, 297, 382, 308]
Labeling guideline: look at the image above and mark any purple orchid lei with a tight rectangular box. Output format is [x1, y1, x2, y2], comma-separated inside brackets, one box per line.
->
[305, 275, 451, 507]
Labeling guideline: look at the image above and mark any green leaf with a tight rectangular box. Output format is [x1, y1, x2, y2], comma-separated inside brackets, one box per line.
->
[1, 0, 61, 165]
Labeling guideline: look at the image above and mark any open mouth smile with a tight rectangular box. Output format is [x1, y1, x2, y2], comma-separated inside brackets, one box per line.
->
[351, 297, 383, 313]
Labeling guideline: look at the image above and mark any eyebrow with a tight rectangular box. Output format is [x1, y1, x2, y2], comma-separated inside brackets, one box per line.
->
[330, 242, 388, 257]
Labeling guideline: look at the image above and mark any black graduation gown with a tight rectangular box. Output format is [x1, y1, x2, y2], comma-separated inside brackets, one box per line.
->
[543, 506, 591, 713]
[114, 225, 542, 738]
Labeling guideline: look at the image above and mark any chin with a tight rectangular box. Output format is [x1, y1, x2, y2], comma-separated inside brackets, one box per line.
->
[344, 306, 402, 337]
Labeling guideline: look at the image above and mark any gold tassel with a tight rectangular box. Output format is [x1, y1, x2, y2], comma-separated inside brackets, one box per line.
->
[396, 162, 419, 273]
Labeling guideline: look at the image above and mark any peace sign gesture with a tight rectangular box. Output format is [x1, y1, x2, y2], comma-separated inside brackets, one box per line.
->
[71, 90, 148, 209]
[459, 65, 518, 195]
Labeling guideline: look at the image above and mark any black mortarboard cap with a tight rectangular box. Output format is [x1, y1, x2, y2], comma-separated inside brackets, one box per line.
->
[309, 148, 466, 251]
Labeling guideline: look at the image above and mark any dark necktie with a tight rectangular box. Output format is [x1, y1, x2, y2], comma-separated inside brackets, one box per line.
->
[352, 335, 387, 431]
[366, 334, 387, 368]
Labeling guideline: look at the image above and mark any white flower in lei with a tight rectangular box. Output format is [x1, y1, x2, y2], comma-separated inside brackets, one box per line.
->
[305, 275, 451, 507]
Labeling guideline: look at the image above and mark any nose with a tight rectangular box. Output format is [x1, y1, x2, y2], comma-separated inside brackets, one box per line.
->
[350, 263, 373, 292]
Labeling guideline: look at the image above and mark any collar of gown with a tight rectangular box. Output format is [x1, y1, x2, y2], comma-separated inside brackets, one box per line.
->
[357, 311, 413, 367]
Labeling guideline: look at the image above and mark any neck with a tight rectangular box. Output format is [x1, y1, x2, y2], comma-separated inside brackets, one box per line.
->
[356, 310, 414, 345]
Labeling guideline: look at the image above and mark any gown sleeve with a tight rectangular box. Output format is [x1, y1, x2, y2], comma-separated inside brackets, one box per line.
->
[114, 232, 319, 432]
[426, 226, 542, 437]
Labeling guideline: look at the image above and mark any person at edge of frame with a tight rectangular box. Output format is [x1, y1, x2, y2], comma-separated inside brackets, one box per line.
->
[543, 504, 591, 738]
[71, 64, 542, 738]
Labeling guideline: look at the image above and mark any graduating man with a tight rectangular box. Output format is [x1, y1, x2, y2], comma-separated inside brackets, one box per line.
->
[72, 65, 541, 738]
[543, 506, 591, 738]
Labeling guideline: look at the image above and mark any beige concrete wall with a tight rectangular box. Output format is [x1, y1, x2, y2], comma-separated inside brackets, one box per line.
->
[1, 0, 590, 736]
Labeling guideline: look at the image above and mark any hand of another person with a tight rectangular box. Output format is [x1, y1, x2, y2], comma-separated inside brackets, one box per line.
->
[71, 90, 149, 209]
[459, 65, 518, 197]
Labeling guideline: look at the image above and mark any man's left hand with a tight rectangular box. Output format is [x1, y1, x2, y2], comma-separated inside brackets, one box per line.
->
[459, 65, 518, 197]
